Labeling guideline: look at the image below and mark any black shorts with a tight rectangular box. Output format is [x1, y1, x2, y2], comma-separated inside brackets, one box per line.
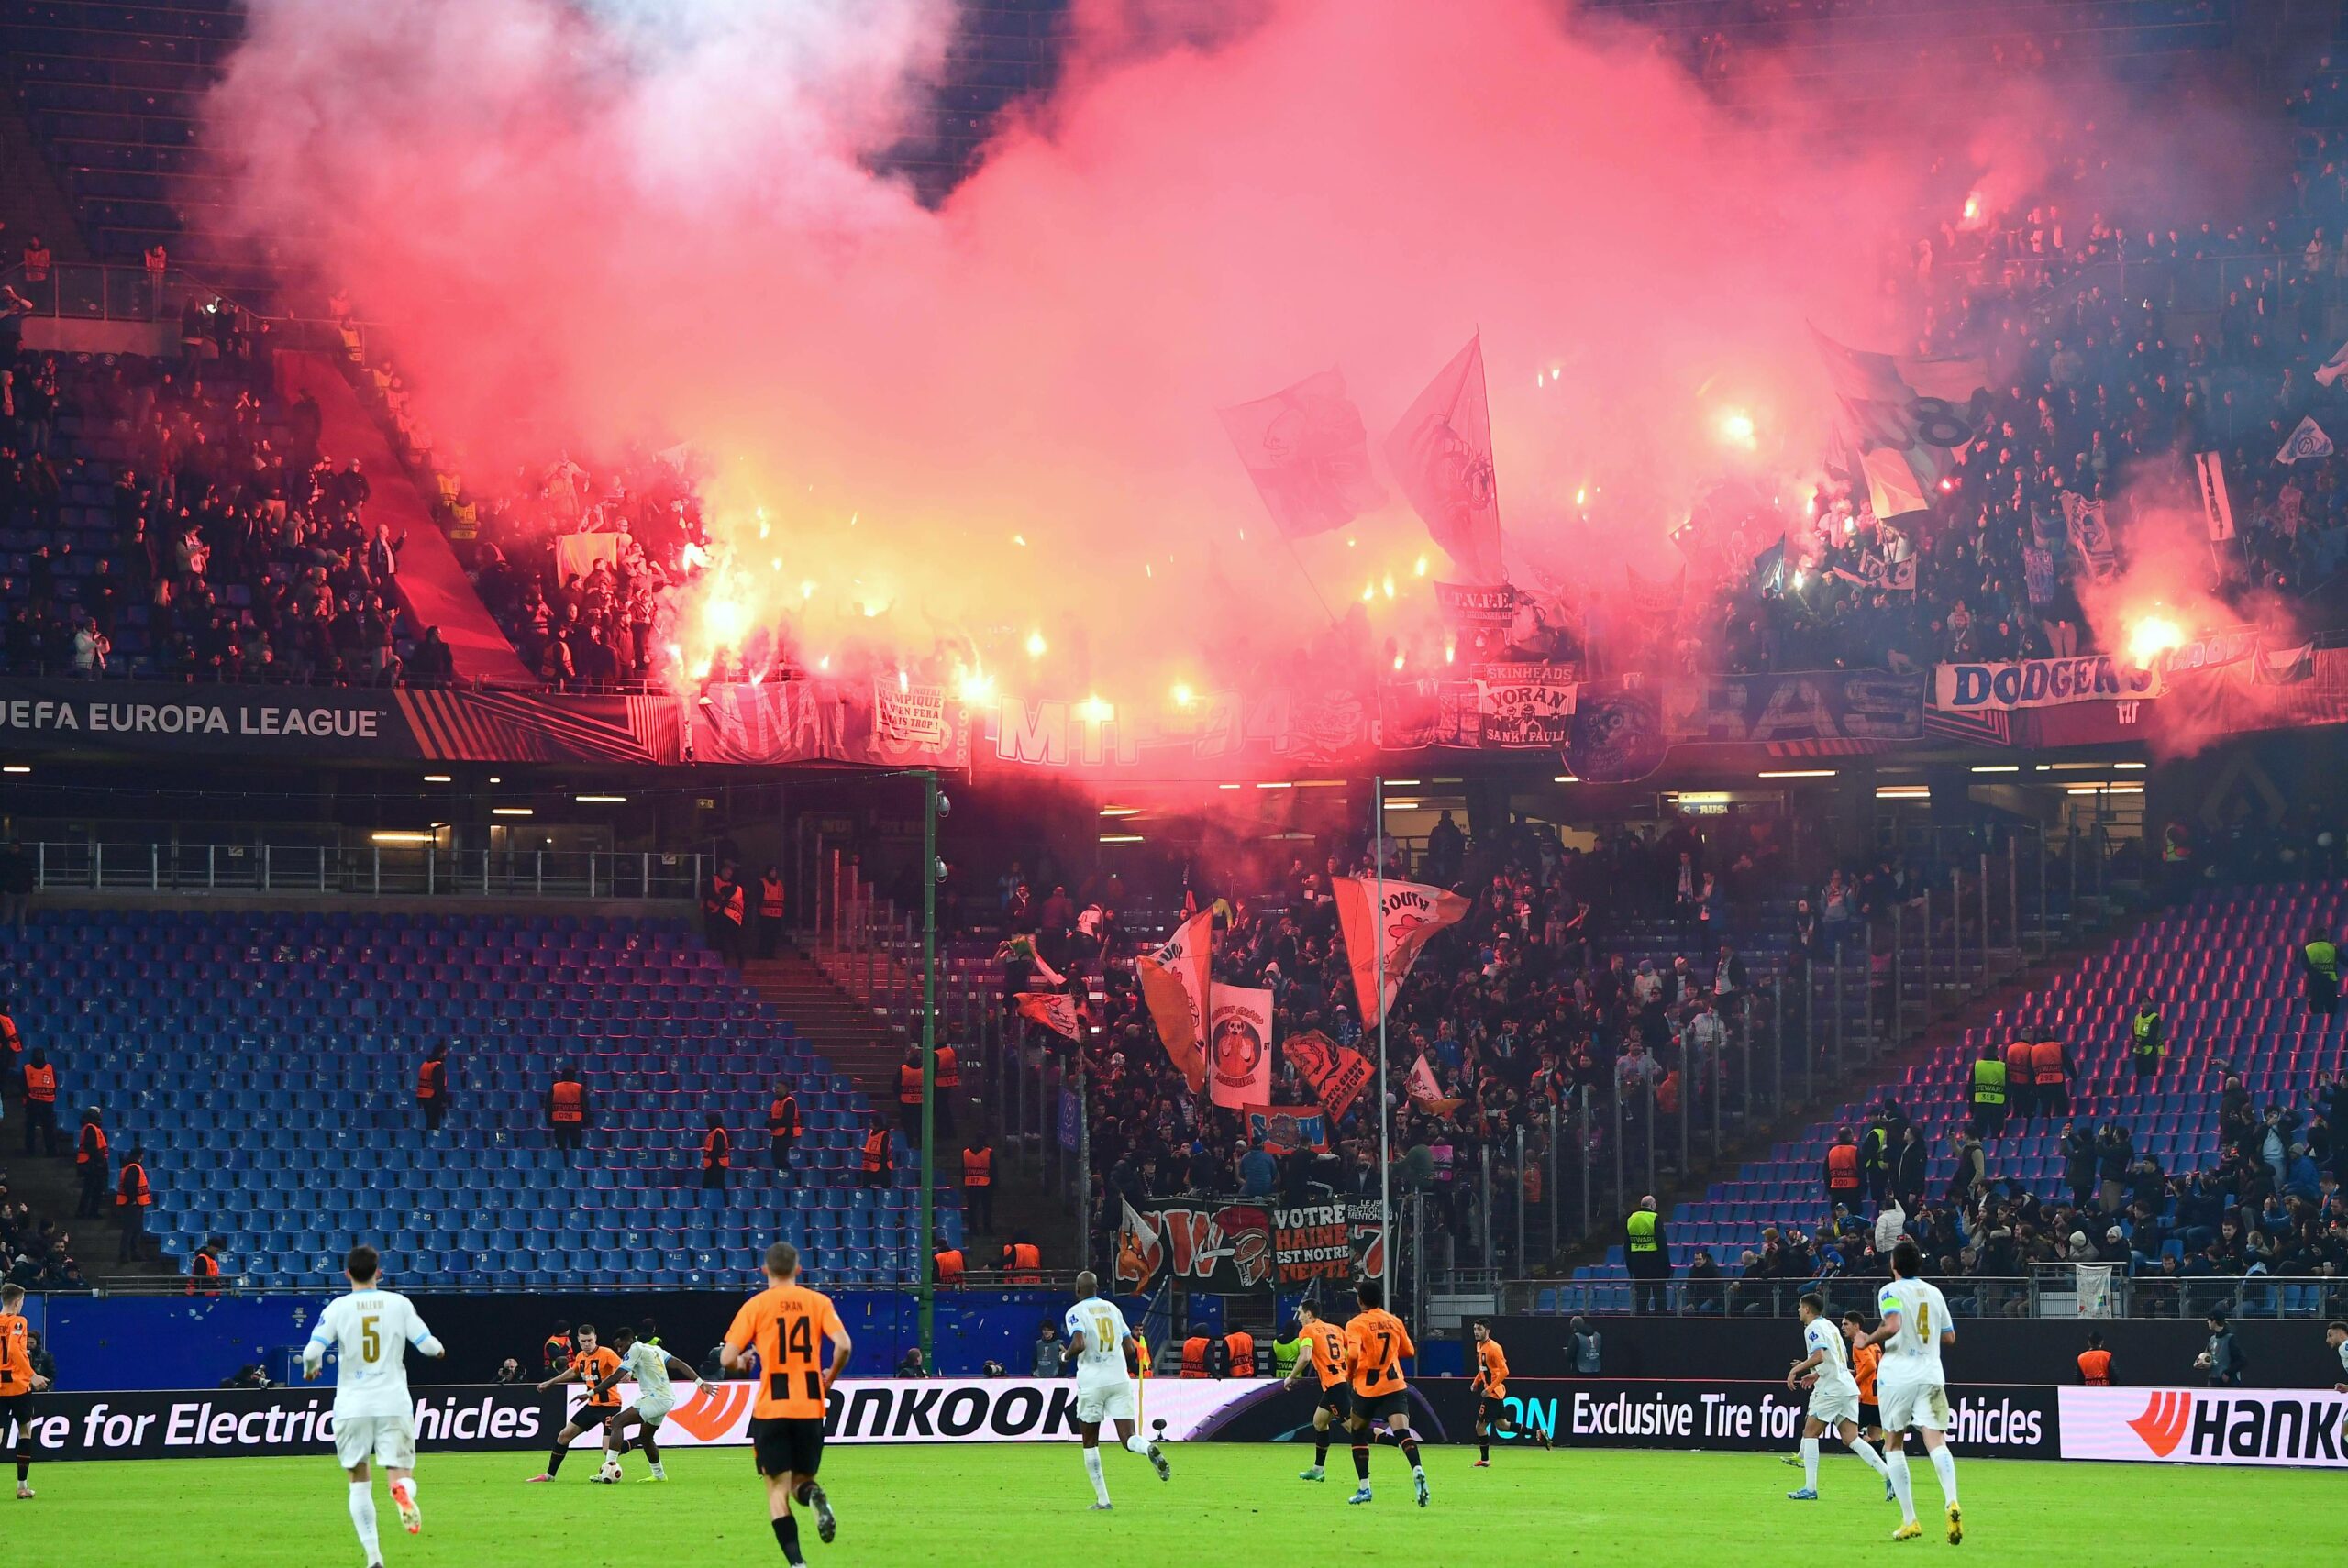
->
[1354, 1389, 1410, 1425]
[571, 1403, 621, 1433]
[750, 1416, 825, 1479]
[1314, 1384, 1354, 1419]
[1477, 1395, 1511, 1427]
[0, 1393, 34, 1442]
[1858, 1402, 1879, 1430]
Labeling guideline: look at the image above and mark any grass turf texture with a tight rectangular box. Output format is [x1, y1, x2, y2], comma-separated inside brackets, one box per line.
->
[5, 1444, 2320, 1566]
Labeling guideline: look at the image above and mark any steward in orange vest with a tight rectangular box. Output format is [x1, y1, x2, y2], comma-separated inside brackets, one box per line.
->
[1224, 1329, 1257, 1377]
[75, 1107, 109, 1218]
[960, 1136, 995, 1235]
[21, 1051, 58, 1155]
[934, 1247, 966, 1286]
[767, 1085, 802, 1168]
[860, 1123, 893, 1188]
[116, 1146, 152, 1264]
[1823, 1128, 1863, 1210]
[187, 1240, 224, 1296]
[2004, 1038, 2038, 1121]
[897, 1049, 925, 1140]
[2032, 1039, 2072, 1118]
[757, 869, 785, 960]
[546, 1066, 588, 1153]
[700, 1117, 731, 1188]
[1180, 1332, 1212, 1378]
[1002, 1237, 1041, 1285]
[416, 1043, 449, 1132]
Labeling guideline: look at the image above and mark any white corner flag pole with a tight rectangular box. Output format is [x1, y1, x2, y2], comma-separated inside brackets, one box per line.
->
[1374, 775, 1391, 1300]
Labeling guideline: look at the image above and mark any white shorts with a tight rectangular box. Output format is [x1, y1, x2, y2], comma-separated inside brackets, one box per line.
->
[332, 1414, 416, 1472]
[632, 1394, 676, 1427]
[1807, 1383, 1860, 1429]
[1075, 1377, 1137, 1426]
[1877, 1376, 1949, 1434]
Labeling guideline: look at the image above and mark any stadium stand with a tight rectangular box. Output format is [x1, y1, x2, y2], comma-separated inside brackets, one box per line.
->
[0, 908, 953, 1288]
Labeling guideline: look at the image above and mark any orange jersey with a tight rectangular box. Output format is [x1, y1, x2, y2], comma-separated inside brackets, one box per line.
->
[725, 1282, 848, 1419]
[572, 1345, 623, 1407]
[1344, 1308, 1413, 1398]
[1851, 1341, 1880, 1402]
[1301, 1325, 1348, 1389]
[1472, 1338, 1510, 1399]
[0, 1313, 31, 1397]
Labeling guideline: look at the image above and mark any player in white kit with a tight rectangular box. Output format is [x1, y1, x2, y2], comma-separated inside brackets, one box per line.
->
[1858, 1242, 1962, 1544]
[584, 1323, 703, 1482]
[1784, 1292, 1890, 1501]
[302, 1245, 446, 1568]
[1060, 1270, 1171, 1509]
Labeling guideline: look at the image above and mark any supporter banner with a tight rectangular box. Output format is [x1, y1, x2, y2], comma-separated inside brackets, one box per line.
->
[2062, 492, 2118, 582]
[1207, 985, 1274, 1109]
[1218, 368, 1386, 540]
[564, 1378, 1266, 1447]
[20, 1385, 551, 1462]
[1113, 1198, 1275, 1294]
[1812, 327, 1988, 520]
[1246, 1105, 1329, 1155]
[0, 679, 675, 764]
[2195, 452, 2236, 543]
[1434, 582, 1517, 626]
[1386, 335, 1507, 586]
[1567, 671, 1923, 783]
[1270, 1197, 1387, 1286]
[1137, 910, 1212, 1092]
[1014, 988, 1083, 1042]
[1331, 875, 1470, 1024]
[2277, 414, 2334, 465]
[2059, 1386, 2348, 1469]
[1933, 657, 2163, 712]
[553, 531, 624, 580]
[1281, 1029, 1373, 1124]
[1477, 668, 1578, 746]
[692, 680, 969, 767]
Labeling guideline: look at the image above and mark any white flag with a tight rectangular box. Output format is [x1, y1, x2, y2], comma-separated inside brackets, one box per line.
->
[1205, 985, 1274, 1110]
[2195, 451, 2235, 542]
[2316, 339, 2348, 389]
[2277, 415, 2335, 465]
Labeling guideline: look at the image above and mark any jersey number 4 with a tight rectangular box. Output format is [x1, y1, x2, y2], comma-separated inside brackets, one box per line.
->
[1915, 1302, 1931, 1340]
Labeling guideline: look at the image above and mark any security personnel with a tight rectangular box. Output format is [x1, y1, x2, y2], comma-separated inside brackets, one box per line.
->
[1224, 1326, 1257, 1377]
[115, 1144, 152, 1263]
[186, 1237, 224, 1297]
[541, 1323, 573, 1376]
[757, 865, 786, 960]
[2304, 932, 2340, 1020]
[1969, 1042, 2008, 1138]
[859, 1118, 893, 1189]
[2077, 1331, 2113, 1386]
[2032, 1038, 2072, 1120]
[0, 1007, 21, 1089]
[933, 1244, 965, 1287]
[2130, 999, 2165, 1081]
[1822, 1126, 1862, 1215]
[700, 1113, 731, 1190]
[961, 1134, 995, 1235]
[416, 1042, 449, 1133]
[766, 1079, 802, 1169]
[545, 1063, 588, 1154]
[1180, 1327, 1213, 1378]
[1002, 1234, 1042, 1286]
[933, 1042, 960, 1138]
[73, 1105, 109, 1218]
[896, 1047, 925, 1141]
[1859, 1110, 1892, 1208]
[2003, 1036, 2038, 1122]
[1624, 1194, 1670, 1315]
[1272, 1321, 1303, 1379]
[20, 1049, 57, 1155]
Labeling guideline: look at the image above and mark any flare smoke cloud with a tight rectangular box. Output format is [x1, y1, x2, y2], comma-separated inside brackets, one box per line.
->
[199, 0, 2282, 698]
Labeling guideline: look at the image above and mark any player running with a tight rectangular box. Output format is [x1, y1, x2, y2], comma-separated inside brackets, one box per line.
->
[528, 1321, 622, 1481]
[1859, 1242, 1963, 1544]
[1283, 1301, 1352, 1481]
[722, 1242, 852, 1566]
[1784, 1292, 1891, 1500]
[1, 1283, 52, 1499]
[301, 1245, 446, 1567]
[1060, 1269, 1171, 1509]
[586, 1323, 703, 1482]
[1468, 1320, 1548, 1465]
[1341, 1277, 1427, 1508]
[1844, 1309, 1893, 1502]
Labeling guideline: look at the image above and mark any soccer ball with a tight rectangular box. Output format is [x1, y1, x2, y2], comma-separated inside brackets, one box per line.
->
[598, 1457, 626, 1484]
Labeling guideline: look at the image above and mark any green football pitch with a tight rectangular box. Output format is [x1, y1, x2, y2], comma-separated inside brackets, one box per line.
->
[5, 1443, 2320, 1566]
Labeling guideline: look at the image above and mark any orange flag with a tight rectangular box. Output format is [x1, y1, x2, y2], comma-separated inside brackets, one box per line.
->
[1331, 876, 1470, 1025]
[1014, 989, 1083, 1041]
[1137, 908, 1213, 1091]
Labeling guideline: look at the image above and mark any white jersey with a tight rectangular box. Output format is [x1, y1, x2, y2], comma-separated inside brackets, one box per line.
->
[623, 1340, 673, 1405]
[305, 1288, 437, 1419]
[1062, 1297, 1134, 1383]
[1803, 1316, 1857, 1397]
[1876, 1275, 1952, 1384]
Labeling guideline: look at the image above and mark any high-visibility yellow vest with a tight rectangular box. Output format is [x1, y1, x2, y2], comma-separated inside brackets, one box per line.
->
[1971, 1058, 2007, 1106]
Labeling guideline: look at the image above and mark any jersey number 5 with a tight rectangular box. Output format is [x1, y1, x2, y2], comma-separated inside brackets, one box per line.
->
[360, 1315, 382, 1364]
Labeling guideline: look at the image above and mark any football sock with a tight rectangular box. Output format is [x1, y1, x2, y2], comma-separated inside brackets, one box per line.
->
[1313, 1434, 1330, 1469]
[14, 1453, 26, 1484]
[793, 1481, 814, 1505]
[1479, 1440, 1490, 1462]
[545, 1445, 569, 1476]
[1399, 1437, 1422, 1472]
[1886, 1449, 1916, 1522]
[348, 1480, 381, 1564]
[1124, 1434, 1152, 1458]
[1083, 1446, 1110, 1506]
[1350, 1442, 1370, 1481]
[1847, 1436, 1889, 1478]
[1800, 1437, 1820, 1491]
[1927, 1444, 1959, 1507]
[772, 1514, 803, 1565]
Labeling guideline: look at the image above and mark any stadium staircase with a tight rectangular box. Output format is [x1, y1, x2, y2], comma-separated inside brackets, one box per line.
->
[1567, 880, 2348, 1309]
[1, 907, 960, 1290]
[0, 1121, 181, 1290]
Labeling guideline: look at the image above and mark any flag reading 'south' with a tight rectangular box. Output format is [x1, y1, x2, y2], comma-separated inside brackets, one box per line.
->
[1331, 876, 1470, 1024]
[1219, 369, 1386, 538]
[1137, 908, 1212, 1091]
[1384, 336, 1508, 585]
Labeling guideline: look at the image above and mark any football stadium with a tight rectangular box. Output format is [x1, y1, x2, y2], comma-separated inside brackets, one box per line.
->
[1, 1, 2347, 1563]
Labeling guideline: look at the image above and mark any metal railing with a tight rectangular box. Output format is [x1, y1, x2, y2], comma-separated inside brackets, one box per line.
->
[2, 260, 259, 326]
[1479, 1268, 2348, 1321]
[23, 841, 703, 901]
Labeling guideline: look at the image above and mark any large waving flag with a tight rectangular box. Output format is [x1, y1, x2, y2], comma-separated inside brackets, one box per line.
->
[1331, 876, 1470, 1025]
[1206, 985, 1275, 1110]
[2316, 339, 2348, 389]
[1014, 989, 1084, 1042]
[1136, 909, 1212, 1091]
[1220, 370, 1386, 538]
[1384, 336, 1508, 585]
[1283, 1029, 1375, 1124]
[1407, 1053, 1464, 1119]
[1812, 326, 1987, 520]
[2277, 415, 2335, 465]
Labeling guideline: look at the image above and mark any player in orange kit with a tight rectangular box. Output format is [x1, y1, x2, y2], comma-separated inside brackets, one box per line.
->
[1468, 1320, 1548, 1465]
